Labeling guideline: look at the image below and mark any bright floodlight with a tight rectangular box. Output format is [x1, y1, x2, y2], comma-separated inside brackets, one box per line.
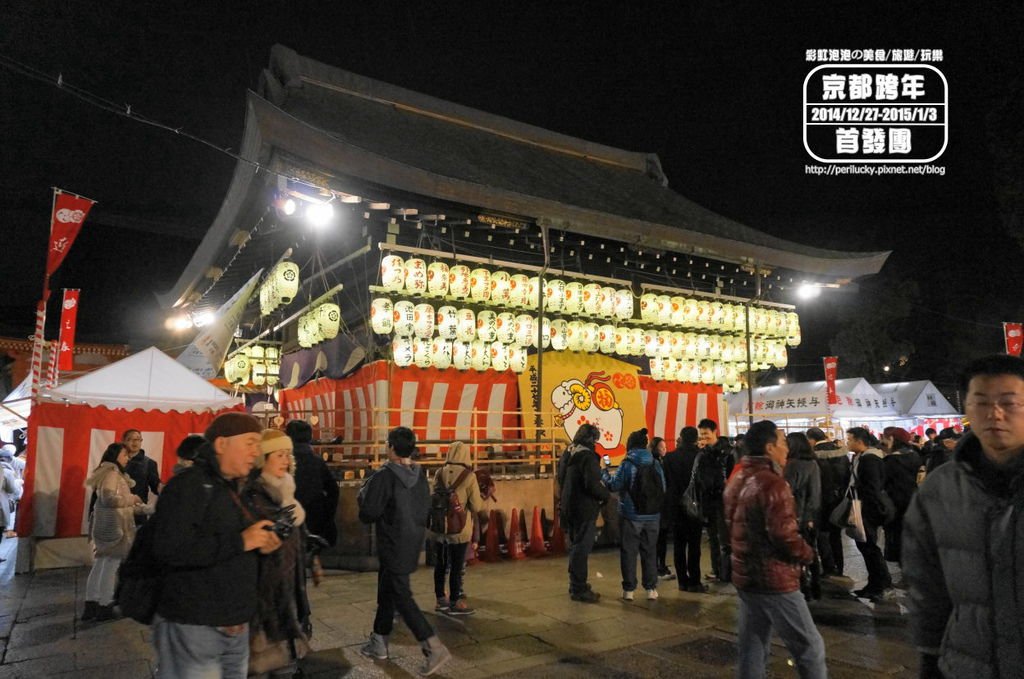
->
[778, 378, 787, 385]
[305, 201, 334, 227]
[796, 283, 821, 300]
[281, 198, 297, 216]
[192, 311, 215, 327]
[165, 315, 193, 331]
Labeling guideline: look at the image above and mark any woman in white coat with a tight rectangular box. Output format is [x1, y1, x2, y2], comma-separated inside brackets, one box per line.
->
[83, 442, 146, 621]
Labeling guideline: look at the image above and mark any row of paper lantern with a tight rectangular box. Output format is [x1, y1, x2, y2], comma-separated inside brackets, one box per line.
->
[392, 337, 530, 372]
[297, 303, 341, 348]
[371, 298, 790, 363]
[259, 262, 301, 316]
[378, 255, 800, 343]
[223, 353, 281, 386]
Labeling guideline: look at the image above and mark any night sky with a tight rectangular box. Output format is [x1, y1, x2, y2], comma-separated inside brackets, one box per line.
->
[2, 2, 1021, 391]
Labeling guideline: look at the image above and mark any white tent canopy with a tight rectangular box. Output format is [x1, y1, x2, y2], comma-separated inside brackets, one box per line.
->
[727, 378, 899, 419]
[40, 347, 238, 412]
[1, 375, 31, 435]
[871, 380, 959, 417]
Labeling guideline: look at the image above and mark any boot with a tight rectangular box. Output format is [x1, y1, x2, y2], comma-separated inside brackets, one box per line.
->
[418, 635, 451, 676]
[81, 601, 99, 621]
[359, 632, 389, 660]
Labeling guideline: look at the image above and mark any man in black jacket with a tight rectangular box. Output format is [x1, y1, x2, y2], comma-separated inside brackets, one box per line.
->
[358, 426, 450, 676]
[151, 412, 282, 678]
[807, 427, 850, 576]
[557, 423, 610, 603]
[697, 418, 733, 582]
[123, 429, 160, 524]
[845, 426, 892, 599]
[663, 427, 706, 592]
[286, 419, 340, 546]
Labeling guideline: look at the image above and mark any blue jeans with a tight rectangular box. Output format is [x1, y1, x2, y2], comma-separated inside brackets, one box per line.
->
[619, 517, 659, 591]
[153, 615, 249, 679]
[736, 590, 827, 679]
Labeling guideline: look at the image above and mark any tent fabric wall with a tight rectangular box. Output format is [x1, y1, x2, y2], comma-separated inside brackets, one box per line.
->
[18, 401, 241, 539]
[639, 378, 726, 442]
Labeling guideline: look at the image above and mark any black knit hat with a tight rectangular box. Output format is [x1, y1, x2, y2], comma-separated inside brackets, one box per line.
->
[204, 412, 262, 443]
[285, 419, 314, 444]
[176, 434, 206, 460]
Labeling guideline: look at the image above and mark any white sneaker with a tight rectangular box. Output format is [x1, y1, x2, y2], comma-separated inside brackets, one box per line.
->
[646, 589, 659, 600]
[622, 590, 635, 601]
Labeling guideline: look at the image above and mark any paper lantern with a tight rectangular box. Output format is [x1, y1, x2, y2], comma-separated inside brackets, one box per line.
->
[708, 335, 723, 360]
[710, 302, 725, 329]
[682, 332, 698, 358]
[700, 360, 715, 384]
[786, 312, 802, 347]
[663, 359, 678, 381]
[597, 287, 615, 318]
[509, 346, 528, 373]
[223, 354, 250, 384]
[448, 265, 471, 299]
[490, 270, 511, 305]
[582, 284, 602, 315]
[264, 347, 279, 361]
[670, 296, 686, 326]
[696, 333, 713, 359]
[393, 301, 415, 337]
[370, 298, 394, 335]
[392, 337, 414, 367]
[614, 326, 630, 355]
[413, 303, 435, 339]
[273, 261, 300, 305]
[259, 279, 279, 316]
[436, 305, 458, 340]
[514, 314, 535, 347]
[470, 340, 491, 371]
[643, 329, 659, 358]
[657, 330, 673, 358]
[550, 318, 569, 350]
[246, 345, 265, 360]
[545, 279, 566, 313]
[656, 295, 672, 325]
[640, 293, 659, 322]
[413, 338, 432, 368]
[252, 362, 267, 386]
[566, 321, 584, 351]
[496, 312, 516, 343]
[534, 318, 552, 349]
[598, 324, 616, 354]
[693, 299, 710, 329]
[316, 303, 341, 340]
[563, 282, 584, 314]
[455, 308, 476, 342]
[427, 262, 449, 295]
[509, 274, 530, 308]
[713, 361, 727, 385]
[629, 328, 645, 356]
[490, 341, 509, 371]
[452, 341, 472, 370]
[265, 362, 280, 386]
[470, 268, 491, 302]
[773, 344, 789, 369]
[298, 314, 323, 347]
[614, 289, 634, 321]
[431, 338, 453, 370]
[404, 258, 427, 294]
[476, 310, 497, 342]
[670, 332, 685, 359]
[381, 255, 405, 291]
[581, 323, 599, 352]
[649, 357, 665, 381]
[526, 277, 540, 310]
[681, 298, 699, 327]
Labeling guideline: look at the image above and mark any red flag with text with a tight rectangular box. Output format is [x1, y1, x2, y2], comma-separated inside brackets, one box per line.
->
[823, 356, 839, 405]
[46, 190, 95, 278]
[1004, 323, 1023, 356]
[57, 290, 80, 371]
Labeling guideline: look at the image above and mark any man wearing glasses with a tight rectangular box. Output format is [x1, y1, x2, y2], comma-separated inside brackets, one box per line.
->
[903, 355, 1024, 678]
[123, 429, 160, 523]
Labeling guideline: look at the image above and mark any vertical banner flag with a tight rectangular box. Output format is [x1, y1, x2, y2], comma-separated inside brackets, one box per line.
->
[177, 269, 264, 378]
[46, 191, 95, 280]
[823, 356, 839, 405]
[1003, 322, 1023, 356]
[57, 289, 80, 371]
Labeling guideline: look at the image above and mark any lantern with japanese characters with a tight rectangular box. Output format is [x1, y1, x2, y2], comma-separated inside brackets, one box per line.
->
[670, 332, 685, 359]
[316, 303, 341, 340]
[581, 323, 599, 352]
[455, 308, 476, 342]
[470, 268, 491, 302]
[710, 301, 725, 329]
[656, 295, 672, 325]
[582, 284, 602, 315]
[427, 261, 449, 295]
[371, 298, 393, 335]
[566, 321, 584, 351]
[509, 346, 528, 373]
[392, 337, 414, 367]
[598, 287, 616, 319]
[413, 303, 435, 339]
[598, 324, 616, 354]
[563, 282, 584, 314]
[274, 261, 300, 305]
[490, 341, 509, 371]
[514, 314, 535, 347]
[436, 306, 458, 340]
[476, 310, 497, 342]
[381, 255, 405, 291]
[649, 357, 665, 381]
[496, 312, 516, 343]
[404, 258, 427, 294]
[413, 337, 432, 368]
[786, 311, 802, 347]
[640, 293, 658, 322]
[509, 274, 529, 308]
[545, 279, 566, 313]
[535, 318, 551, 349]
[298, 314, 323, 347]
[682, 332, 698, 358]
[629, 328, 645, 356]
[259, 280, 278, 316]
[681, 298, 699, 327]
[431, 338, 453, 370]
[693, 299, 710, 329]
[264, 346, 279, 362]
[266, 362, 280, 387]
[643, 328, 659, 358]
[393, 301, 415, 337]
[614, 289, 634, 321]
[663, 358, 678, 381]
[526, 277, 540, 309]
[452, 341, 472, 370]
[223, 353, 250, 384]
[670, 296, 686, 326]
[657, 330, 673, 358]
[614, 326, 630, 355]
[470, 340, 491, 371]
[550, 318, 569, 350]
[490, 270, 511, 305]
[449, 265, 471, 299]
[695, 333, 712, 359]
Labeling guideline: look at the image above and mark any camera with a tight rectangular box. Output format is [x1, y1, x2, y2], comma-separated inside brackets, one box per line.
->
[602, 455, 611, 466]
[263, 503, 296, 539]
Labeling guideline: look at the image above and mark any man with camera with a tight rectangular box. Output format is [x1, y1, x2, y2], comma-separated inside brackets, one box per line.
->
[151, 413, 282, 678]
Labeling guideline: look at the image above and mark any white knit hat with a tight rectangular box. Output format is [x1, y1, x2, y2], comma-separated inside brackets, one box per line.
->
[260, 429, 294, 455]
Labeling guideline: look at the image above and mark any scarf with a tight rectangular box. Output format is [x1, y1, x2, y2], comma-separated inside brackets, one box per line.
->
[259, 471, 306, 526]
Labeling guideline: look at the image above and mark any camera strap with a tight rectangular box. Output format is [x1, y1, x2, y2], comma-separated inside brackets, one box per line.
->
[226, 485, 257, 524]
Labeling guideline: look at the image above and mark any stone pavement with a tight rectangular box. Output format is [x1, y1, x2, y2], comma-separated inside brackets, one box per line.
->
[0, 534, 919, 678]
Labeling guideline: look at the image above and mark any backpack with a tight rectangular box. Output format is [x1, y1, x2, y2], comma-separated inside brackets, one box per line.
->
[627, 459, 665, 515]
[429, 466, 473, 535]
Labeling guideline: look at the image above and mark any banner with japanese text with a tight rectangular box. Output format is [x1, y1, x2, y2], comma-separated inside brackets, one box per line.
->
[823, 356, 839, 405]
[1004, 322, 1022, 356]
[46, 190, 95, 279]
[57, 289, 80, 371]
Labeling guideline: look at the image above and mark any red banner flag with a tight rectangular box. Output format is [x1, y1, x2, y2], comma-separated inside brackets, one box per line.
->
[46, 190, 95, 278]
[1004, 322, 1023, 356]
[57, 289, 80, 371]
[823, 356, 839, 405]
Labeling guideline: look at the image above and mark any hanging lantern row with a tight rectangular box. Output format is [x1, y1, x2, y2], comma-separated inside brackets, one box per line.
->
[259, 262, 301, 316]
[297, 302, 341, 348]
[392, 337, 530, 373]
[223, 353, 281, 386]
[379, 255, 800, 344]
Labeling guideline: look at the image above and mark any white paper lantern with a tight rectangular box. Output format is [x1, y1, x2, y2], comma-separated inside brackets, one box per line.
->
[393, 301, 415, 337]
[640, 293, 659, 322]
[649, 357, 665, 381]
[404, 258, 427, 294]
[509, 346, 528, 373]
[449, 265, 471, 299]
[455, 308, 476, 342]
[427, 262, 450, 295]
[566, 321, 584, 351]
[495, 312, 516, 343]
[514, 314, 535, 347]
[670, 296, 686, 326]
[264, 347, 279, 361]
[786, 312, 802, 347]
[381, 255, 405, 292]
[713, 361, 727, 385]
[224, 354, 250, 384]
[614, 289, 634, 321]
[476, 310, 498, 342]
[545, 279, 566, 313]
[695, 333, 712, 359]
[470, 340, 491, 371]
[490, 270, 511, 305]
[371, 298, 394, 334]
[596, 287, 614, 318]
[670, 332, 685, 359]
[656, 295, 672, 325]
[316, 303, 341, 340]
[582, 284, 602, 315]
[773, 343, 789, 369]
[470, 268, 491, 302]
[643, 329, 659, 358]
[563, 282, 584, 314]
[598, 324, 616, 354]
[614, 326, 631, 355]
[246, 345, 265, 360]
[509, 274, 530, 308]
[682, 332, 698, 358]
[490, 341, 509, 371]
[700, 360, 715, 384]
[550, 318, 569, 350]
[392, 337, 414, 367]
[657, 330, 673, 358]
[694, 300, 712, 329]
[436, 305, 458, 340]
[534, 318, 552, 349]
[452, 341, 472, 370]
[682, 298, 699, 327]
[629, 328, 645, 356]
[431, 338, 453, 370]
[259, 279, 279, 316]
[663, 358, 678, 381]
[413, 337, 432, 368]
[526, 277, 540, 310]
[266, 362, 280, 386]
[274, 262, 300, 305]
[413, 303, 435, 339]
[581, 323, 600, 352]
[710, 302, 725, 329]
[300, 314, 323, 347]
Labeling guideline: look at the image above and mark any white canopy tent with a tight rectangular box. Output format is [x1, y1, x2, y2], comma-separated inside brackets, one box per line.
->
[1, 375, 31, 442]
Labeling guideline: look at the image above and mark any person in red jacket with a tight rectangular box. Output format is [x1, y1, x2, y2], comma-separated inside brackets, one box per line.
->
[724, 420, 826, 679]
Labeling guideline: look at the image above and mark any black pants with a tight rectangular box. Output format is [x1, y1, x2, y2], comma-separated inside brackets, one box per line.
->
[566, 519, 597, 595]
[372, 568, 434, 642]
[818, 524, 845, 575]
[656, 513, 670, 572]
[799, 525, 822, 599]
[433, 541, 469, 601]
[672, 511, 703, 586]
[704, 501, 728, 579]
[855, 522, 891, 592]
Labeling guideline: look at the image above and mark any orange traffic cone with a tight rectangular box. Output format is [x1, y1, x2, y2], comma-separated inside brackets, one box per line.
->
[482, 509, 502, 563]
[549, 513, 567, 555]
[526, 506, 547, 557]
[507, 508, 527, 560]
